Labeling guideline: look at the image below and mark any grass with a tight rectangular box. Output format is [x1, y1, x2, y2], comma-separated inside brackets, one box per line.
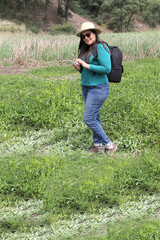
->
[0, 31, 160, 64]
[0, 19, 26, 33]
[0, 48, 160, 238]
[1, 193, 160, 239]
[0, 59, 159, 151]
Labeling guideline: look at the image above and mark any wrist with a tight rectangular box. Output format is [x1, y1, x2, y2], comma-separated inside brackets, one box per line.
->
[86, 63, 90, 69]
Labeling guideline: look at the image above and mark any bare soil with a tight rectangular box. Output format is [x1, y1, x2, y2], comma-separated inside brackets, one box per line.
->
[0, 65, 33, 75]
[0, 63, 54, 75]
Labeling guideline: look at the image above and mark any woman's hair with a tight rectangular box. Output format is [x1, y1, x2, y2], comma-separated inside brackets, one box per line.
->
[78, 30, 103, 63]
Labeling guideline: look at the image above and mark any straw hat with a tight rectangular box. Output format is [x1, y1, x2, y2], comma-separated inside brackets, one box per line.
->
[76, 22, 101, 37]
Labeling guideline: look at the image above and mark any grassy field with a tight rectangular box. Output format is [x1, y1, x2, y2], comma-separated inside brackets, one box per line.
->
[0, 31, 160, 64]
[0, 30, 160, 239]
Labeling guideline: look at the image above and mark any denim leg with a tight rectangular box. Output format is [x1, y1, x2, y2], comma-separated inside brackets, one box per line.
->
[82, 83, 110, 145]
[93, 112, 101, 144]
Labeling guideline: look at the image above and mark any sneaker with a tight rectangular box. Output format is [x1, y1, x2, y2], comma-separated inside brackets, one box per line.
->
[89, 144, 103, 153]
[104, 142, 118, 153]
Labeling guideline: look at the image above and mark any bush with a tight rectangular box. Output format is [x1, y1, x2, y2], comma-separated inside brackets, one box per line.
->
[25, 22, 41, 34]
[94, 17, 102, 26]
[142, 0, 160, 27]
[50, 22, 77, 35]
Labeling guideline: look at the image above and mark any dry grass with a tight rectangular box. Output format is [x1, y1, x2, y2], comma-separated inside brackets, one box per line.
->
[0, 30, 160, 65]
[0, 19, 26, 33]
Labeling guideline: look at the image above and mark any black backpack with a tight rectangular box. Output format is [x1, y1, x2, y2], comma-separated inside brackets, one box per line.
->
[93, 42, 124, 83]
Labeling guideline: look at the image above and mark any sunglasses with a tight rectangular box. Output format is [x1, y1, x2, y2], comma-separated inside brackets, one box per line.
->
[81, 32, 91, 40]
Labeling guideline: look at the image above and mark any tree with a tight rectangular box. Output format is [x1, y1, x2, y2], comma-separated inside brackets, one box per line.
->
[88, 0, 103, 18]
[142, 0, 160, 27]
[43, 0, 50, 23]
[102, 0, 145, 32]
[57, 0, 73, 21]
[64, 0, 70, 21]
[57, 0, 63, 17]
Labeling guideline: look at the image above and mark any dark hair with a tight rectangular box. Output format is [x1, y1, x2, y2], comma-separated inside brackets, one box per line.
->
[78, 30, 103, 63]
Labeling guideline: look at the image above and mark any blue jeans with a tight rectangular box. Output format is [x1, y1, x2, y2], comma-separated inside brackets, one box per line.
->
[82, 82, 110, 145]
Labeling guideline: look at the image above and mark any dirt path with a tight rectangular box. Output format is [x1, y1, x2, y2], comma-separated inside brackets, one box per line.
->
[0, 65, 34, 75]
[0, 63, 54, 75]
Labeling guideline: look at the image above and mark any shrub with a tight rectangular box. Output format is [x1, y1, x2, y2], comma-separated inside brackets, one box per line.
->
[25, 22, 41, 34]
[50, 22, 77, 35]
[142, 0, 160, 27]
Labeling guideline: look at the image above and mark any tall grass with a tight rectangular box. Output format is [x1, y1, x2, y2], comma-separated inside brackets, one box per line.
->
[0, 20, 26, 33]
[0, 31, 159, 64]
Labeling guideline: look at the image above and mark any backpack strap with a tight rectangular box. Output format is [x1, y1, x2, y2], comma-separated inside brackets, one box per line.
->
[92, 42, 111, 76]
[92, 43, 98, 61]
[101, 41, 111, 55]
[93, 42, 111, 61]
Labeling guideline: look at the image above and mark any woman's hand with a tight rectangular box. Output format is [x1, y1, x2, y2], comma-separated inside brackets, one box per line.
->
[76, 59, 90, 69]
[72, 62, 81, 71]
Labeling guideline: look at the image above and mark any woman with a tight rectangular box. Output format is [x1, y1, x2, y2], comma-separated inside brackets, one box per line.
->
[75, 22, 117, 154]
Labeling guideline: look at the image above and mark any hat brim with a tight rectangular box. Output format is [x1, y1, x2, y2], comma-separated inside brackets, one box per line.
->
[76, 28, 101, 37]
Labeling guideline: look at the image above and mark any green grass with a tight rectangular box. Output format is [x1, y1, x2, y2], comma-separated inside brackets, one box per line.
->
[0, 58, 159, 151]
[0, 58, 160, 239]
[1, 149, 160, 214]
[1, 191, 160, 239]
[85, 219, 160, 240]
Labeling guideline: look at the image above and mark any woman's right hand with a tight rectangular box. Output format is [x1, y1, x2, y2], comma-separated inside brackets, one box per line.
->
[76, 59, 90, 69]
[72, 62, 81, 71]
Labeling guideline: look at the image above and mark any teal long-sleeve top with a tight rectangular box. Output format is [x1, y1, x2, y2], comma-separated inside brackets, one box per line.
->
[81, 43, 111, 86]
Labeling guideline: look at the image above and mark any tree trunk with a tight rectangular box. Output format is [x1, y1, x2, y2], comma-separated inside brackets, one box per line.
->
[126, 12, 134, 31]
[64, 0, 69, 21]
[43, 0, 50, 23]
[33, 1, 37, 21]
[57, 0, 63, 17]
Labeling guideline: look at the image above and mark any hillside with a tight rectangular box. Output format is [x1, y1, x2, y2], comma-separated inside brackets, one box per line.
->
[0, 0, 160, 34]
[29, 0, 160, 33]
[32, 0, 110, 33]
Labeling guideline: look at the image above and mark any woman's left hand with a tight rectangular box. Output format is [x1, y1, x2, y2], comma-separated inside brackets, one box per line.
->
[76, 59, 90, 69]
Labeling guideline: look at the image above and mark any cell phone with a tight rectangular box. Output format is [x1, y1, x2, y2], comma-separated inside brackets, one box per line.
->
[60, 60, 77, 66]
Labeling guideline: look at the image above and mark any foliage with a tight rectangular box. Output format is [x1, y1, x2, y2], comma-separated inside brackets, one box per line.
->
[50, 22, 77, 35]
[76, 0, 160, 32]
[0, 0, 160, 33]
[25, 22, 41, 34]
[142, 0, 160, 27]
[102, 0, 144, 32]
[0, 0, 43, 33]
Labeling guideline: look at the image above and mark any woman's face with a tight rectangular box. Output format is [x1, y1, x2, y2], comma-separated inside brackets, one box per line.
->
[81, 31, 96, 45]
